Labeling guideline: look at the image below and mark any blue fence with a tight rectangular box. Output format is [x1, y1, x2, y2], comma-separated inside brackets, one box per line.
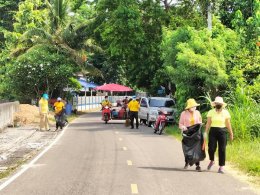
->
[72, 96, 126, 111]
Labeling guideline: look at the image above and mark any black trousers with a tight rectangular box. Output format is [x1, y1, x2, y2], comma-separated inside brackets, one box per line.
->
[130, 111, 139, 128]
[208, 127, 227, 166]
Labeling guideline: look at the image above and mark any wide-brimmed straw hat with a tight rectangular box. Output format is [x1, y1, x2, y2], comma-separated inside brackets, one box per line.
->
[211, 96, 227, 107]
[185, 98, 200, 109]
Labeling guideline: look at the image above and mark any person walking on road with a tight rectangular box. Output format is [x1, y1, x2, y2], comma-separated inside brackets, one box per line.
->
[128, 96, 140, 129]
[205, 96, 233, 174]
[54, 97, 65, 130]
[179, 98, 202, 171]
[39, 93, 50, 131]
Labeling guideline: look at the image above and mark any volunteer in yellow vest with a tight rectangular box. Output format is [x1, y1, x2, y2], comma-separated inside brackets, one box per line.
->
[54, 97, 65, 130]
[101, 96, 112, 108]
[128, 96, 140, 129]
[205, 96, 233, 174]
[39, 93, 50, 131]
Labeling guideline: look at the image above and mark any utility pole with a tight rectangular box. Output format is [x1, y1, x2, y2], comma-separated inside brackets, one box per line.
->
[207, 2, 212, 30]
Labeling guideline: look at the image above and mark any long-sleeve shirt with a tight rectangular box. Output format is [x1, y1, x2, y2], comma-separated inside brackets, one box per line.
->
[179, 110, 202, 129]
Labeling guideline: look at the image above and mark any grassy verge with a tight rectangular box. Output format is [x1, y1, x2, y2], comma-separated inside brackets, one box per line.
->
[166, 125, 260, 185]
[67, 113, 78, 122]
[226, 140, 260, 177]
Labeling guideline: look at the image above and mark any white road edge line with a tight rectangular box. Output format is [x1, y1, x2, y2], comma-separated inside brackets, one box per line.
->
[0, 121, 70, 191]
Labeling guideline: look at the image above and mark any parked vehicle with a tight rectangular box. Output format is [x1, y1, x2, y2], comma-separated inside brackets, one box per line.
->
[139, 97, 176, 127]
[153, 109, 168, 135]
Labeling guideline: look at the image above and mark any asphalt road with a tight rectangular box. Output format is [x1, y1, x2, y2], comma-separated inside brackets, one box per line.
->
[0, 112, 258, 195]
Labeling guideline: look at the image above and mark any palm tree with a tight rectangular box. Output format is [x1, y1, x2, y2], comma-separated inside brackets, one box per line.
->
[12, 0, 103, 77]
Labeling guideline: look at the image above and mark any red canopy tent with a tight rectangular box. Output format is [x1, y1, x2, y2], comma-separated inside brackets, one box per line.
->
[94, 83, 133, 92]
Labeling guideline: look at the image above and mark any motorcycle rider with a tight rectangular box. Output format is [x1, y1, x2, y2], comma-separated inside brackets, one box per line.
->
[101, 96, 112, 109]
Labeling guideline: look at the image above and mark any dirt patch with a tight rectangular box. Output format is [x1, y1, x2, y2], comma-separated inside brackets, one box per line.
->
[14, 104, 55, 126]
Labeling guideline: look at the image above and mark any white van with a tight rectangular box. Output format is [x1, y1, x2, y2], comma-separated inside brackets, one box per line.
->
[139, 97, 176, 126]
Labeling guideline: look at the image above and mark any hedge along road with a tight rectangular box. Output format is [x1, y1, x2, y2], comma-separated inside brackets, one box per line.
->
[0, 112, 258, 195]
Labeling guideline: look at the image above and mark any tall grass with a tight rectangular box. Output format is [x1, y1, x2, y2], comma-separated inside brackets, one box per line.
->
[228, 87, 260, 140]
[226, 140, 260, 177]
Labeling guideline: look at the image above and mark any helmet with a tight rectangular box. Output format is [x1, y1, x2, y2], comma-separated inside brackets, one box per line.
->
[42, 93, 49, 100]
[57, 97, 62, 101]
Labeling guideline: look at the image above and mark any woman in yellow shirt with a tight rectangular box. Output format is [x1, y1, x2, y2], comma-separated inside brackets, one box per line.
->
[205, 97, 233, 174]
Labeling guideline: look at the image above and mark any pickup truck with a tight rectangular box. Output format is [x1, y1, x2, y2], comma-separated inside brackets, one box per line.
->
[139, 97, 176, 127]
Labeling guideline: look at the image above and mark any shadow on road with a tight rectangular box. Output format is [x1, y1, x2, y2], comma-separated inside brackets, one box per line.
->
[139, 166, 208, 173]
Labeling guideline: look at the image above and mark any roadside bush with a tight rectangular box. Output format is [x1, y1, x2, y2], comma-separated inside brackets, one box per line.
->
[228, 87, 260, 140]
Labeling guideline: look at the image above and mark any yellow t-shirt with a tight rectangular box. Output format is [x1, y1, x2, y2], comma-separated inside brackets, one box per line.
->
[101, 100, 111, 107]
[128, 100, 140, 112]
[207, 109, 231, 128]
[39, 98, 49, 114]
[54, 101, 65, 114]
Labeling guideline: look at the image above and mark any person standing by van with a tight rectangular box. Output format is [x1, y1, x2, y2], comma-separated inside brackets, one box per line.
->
[128, 96, 140, 129]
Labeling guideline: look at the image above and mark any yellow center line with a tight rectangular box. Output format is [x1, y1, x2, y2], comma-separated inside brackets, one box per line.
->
[131, 184, 138, 194]
[127, 160, 133, 166]
[123, 147, 127, 151]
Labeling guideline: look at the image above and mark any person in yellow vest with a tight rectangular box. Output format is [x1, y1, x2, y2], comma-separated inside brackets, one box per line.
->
[39, 93, 50, 131]
[54, 97, 65, 130]
[128, 96, 140, 129]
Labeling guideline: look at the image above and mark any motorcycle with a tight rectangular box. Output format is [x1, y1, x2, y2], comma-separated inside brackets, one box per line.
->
[102, 106, 111, 124]
[153, 110, 168, 135]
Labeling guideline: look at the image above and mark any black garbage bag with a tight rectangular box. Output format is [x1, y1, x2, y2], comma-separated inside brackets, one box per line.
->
[182, 123, 206, 166]
[55, 109, 68, 129]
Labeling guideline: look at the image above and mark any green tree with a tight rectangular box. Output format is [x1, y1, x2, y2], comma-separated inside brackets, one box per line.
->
[161, 25, 240, 107]
[128, 0, 164, 89]
[0, 0, 22, 50]
[7, 45, 77, 100]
